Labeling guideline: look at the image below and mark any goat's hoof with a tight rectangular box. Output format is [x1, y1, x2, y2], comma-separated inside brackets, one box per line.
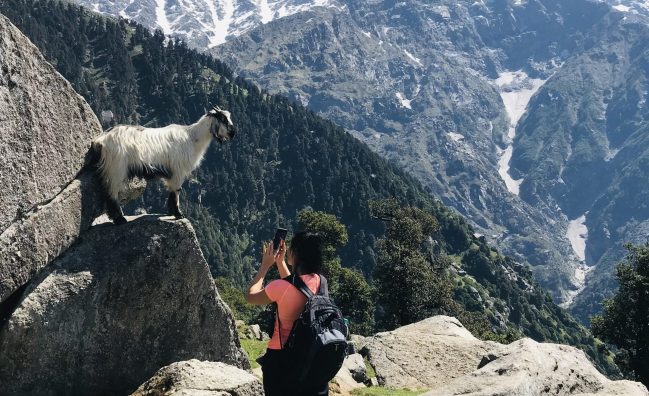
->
[168, 210, 184, 219]
[113, 216, 128, 225]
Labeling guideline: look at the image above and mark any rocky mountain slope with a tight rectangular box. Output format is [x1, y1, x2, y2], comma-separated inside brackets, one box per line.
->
[71, 0, 345, 48]
[209, 0, 649, 321]
[1, 5, 647, 395]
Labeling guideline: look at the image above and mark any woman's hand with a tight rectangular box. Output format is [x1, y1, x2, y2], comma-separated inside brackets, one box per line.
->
[261, 241, 277, 270]
[275, 240, 287, 266]
[275, 240, 291, 278]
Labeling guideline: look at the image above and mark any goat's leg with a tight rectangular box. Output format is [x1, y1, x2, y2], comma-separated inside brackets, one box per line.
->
[106, 196, 127, 225]
[102, 163, 128, 225]
[165, 175, 185, 219]
[167, 189, 183, 219]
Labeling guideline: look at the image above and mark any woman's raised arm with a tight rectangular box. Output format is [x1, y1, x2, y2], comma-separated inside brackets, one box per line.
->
[245, 241, 275, 305]
[275, 240, 291, 278]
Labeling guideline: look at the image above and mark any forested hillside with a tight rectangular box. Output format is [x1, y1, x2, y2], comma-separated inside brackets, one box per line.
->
[0, 0, 618, 374]
[207, 0, 649, 321]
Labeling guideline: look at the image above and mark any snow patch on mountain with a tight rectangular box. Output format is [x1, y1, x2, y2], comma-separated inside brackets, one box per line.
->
[497, 147, 523, 195]
[567, 214, 588, 262]
[494, 71, 547, 195]
[612, 4, 632, 11]
[560, 213, 592, 307]
[606, 0, 649, 16]
[395, 92, 413, 109]
[403, 49, 424, 67]
[447, 132, 465, 142]
[561, 262, 594, 308]
[255, 0, 273, 23]
[155, 0, 172, 35]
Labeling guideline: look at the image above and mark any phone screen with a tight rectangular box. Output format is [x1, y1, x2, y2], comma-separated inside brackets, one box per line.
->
[273, 228, 288, 250]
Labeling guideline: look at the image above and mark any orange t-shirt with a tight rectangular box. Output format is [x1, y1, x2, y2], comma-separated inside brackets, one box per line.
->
[264, 274, 321, 350]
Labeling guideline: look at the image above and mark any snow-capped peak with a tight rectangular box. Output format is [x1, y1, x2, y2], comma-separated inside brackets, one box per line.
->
[72, 0, 344, 48]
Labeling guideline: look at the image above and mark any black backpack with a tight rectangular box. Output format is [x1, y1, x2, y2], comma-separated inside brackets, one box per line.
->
[278, 274, 348, 388]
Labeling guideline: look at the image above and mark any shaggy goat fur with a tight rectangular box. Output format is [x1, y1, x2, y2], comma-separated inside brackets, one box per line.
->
[91, 107, 235, 224]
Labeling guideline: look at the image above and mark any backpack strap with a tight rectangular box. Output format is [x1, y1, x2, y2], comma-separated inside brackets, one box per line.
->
[317, 275, 330, 298]
[289, 273, 314, 298]
[288, 273, 329, 298]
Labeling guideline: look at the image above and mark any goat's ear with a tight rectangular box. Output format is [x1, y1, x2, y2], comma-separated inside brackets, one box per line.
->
[213, 105, 222, 112]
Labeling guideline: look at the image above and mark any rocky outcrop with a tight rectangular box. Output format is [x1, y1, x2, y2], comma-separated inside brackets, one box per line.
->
[424, 337, 648, 396]
[361, 316, 648, 395]
[0, 173, 104, 303]
[0, 14, 149, 305]
[132, 360, 263, 396]
[341, 353, 368, 384]
[0, 216, 248, 395]
[363, 316, 506, 389]
[330, 353, 368, 395]
[0, 13, 101, 233]
[0, 14, 104, 304]
[240, 323, 270, 341]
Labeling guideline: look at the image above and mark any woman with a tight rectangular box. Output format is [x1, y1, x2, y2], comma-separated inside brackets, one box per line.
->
[245, 231, 329, 396]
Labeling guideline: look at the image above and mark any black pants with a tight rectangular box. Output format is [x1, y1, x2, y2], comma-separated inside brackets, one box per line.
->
[261, 349, 329, 396]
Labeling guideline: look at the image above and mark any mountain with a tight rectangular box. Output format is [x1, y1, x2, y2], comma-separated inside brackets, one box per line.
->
[208, 0, 649, 323]
[69, 1, 586, 306]
[508, 5, 649, 321]
[208, 0, 588, 303]
[70, 0, 649, 322]
[70, 0, 345, 48]
[0, 0, 620, 374]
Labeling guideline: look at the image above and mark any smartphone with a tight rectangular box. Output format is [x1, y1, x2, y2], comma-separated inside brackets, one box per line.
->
[273, 228, 288, 251]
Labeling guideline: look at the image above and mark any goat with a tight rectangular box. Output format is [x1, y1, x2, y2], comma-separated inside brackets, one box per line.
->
[90, 107, 236, 224]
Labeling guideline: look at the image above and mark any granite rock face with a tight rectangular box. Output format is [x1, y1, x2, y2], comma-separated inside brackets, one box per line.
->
[361, 316, 648, 395]
[0, 14, 147, 304]
[0, 216, 248, 396]
[0, 172, 104, 303]
[132, 360, 263, 396]
[423, 337, 648, 396]
[0, 13, 101, 232]
[0, 14, 104, 303]
[363, 316, 506, 390]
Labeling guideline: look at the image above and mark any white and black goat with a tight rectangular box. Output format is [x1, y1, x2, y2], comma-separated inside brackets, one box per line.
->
[90, 107, 236, 224]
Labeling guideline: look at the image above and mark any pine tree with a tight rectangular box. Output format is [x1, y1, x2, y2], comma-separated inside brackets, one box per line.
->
[370, 199, 453, 330]
[591, 243, 649, 386]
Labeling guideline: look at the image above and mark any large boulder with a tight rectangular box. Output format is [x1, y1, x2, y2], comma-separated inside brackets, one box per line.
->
[0, 13, 101, 233]
[423, 338, 649, 396]
[132, 360, 263, 396]
[0, 216, 248, 395]
[362, 316, 506, 390]
[361, 315, 647, 395]
[0, 14, 105, 304]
